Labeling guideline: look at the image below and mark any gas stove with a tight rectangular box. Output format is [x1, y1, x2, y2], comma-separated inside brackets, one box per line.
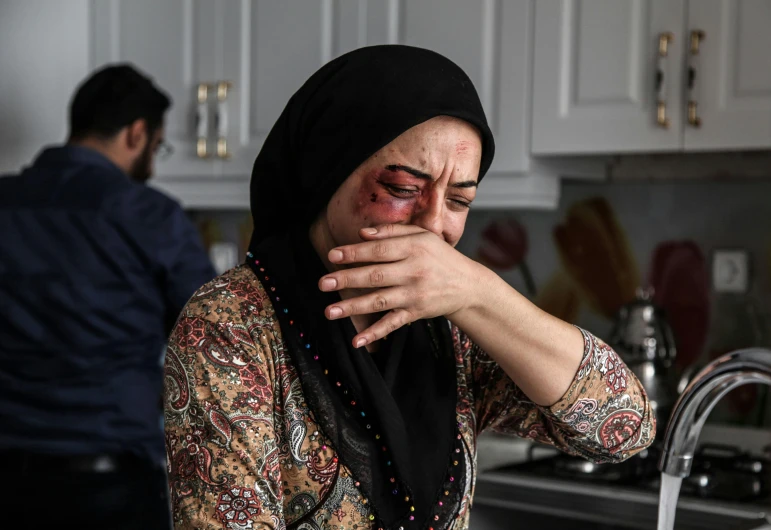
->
[471, 443, 771, 530]
[497, 443, 770, 503]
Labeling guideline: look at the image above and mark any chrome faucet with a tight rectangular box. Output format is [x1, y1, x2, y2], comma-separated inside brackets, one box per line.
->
[659, 347, 771, 477]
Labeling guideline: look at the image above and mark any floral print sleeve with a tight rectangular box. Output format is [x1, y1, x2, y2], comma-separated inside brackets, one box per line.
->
[460, 326, 655, 463]
[163, 275, 286, 529]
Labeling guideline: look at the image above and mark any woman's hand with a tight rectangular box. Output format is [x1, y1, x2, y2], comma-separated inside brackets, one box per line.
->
[318, 224, 485, 348]
[320, 224, 588, 407]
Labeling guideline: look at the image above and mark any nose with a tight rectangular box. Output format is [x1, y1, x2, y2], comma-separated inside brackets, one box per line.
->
[411, 191, 444, 239]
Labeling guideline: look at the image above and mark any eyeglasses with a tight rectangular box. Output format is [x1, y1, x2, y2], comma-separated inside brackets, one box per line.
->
[155, 140, 174, 161]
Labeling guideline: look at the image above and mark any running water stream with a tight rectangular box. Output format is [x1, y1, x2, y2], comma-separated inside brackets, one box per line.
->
[657, 473, 683, 530]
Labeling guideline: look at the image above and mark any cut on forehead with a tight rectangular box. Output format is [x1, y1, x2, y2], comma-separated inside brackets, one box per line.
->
[455, 139, 474, 153]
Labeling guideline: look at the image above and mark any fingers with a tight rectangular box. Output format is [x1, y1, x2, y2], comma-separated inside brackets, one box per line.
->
[328, 237, 409, 265]
[319, 264, 401, 292]
[329, 225, 438, 265]
[358, 224, 428, 241]
[352, 309, 415, 348]
[324, 288, 405, 320]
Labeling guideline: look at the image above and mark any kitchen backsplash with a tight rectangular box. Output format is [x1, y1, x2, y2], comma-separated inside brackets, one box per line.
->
[189, 178, 771, 429]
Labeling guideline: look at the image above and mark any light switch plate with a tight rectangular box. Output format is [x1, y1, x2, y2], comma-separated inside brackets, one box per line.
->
[712, 249, 750, 293]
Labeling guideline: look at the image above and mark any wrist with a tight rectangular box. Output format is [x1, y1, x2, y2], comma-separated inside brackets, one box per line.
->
[454, 258, 499, 316]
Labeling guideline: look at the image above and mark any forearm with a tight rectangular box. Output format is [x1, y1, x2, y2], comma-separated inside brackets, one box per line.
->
[449, 262, 585, 406]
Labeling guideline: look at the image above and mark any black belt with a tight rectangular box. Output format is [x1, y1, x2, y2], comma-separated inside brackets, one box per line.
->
[1, 451, 143, 474]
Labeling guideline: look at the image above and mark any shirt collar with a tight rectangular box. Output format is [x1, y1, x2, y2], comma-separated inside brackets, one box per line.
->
[33, 145, 126, 177]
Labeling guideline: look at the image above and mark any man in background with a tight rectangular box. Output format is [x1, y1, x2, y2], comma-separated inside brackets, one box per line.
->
[0, 64, 216, 528]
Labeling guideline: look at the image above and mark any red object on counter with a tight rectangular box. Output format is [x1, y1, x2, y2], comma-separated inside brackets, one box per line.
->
[649, 240, 710, 370]
[477, 217, 529, 270]
[477, 217, 537, 296]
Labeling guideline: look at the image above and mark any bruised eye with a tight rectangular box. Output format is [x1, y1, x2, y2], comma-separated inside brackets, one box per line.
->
[381, 182, 419, 197]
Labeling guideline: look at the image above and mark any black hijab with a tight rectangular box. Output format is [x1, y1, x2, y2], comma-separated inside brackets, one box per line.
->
[247, 45, 494, 530]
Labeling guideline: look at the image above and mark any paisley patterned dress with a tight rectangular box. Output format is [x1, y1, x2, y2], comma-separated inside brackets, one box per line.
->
[164, 265, 655, 530]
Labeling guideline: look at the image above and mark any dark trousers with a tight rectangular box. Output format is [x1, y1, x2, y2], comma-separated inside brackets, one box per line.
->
[0, 451, 172, 529]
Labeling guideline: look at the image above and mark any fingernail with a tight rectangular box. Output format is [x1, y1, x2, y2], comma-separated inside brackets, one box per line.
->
[320, 278, 337, 291]
[329, 249, 343, 262]
[355, 337, 366, 348]
[329, 307, 343, 319]
[363, 228, 378, 235]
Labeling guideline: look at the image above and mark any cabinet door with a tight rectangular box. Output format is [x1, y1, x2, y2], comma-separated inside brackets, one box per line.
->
[532, 0, 686, 154]
[91, 0, 217, 179]
[0, 0, 90, 175]
[336, 0, 532, 175]
[218, 1, 333, 177]
[685, 0, 771, 150]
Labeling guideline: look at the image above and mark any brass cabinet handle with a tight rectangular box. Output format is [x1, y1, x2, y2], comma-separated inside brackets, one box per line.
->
[215, 81, 233, 159]
[196, 83, 212, 158]
[687, 101, 701, 128]
[655, 32, 674, 129]
[687, 30, 705, 127]
[690, 29, 705, 55]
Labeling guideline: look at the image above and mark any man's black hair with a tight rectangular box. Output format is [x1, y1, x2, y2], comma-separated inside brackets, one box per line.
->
[69, 63, 171, 140]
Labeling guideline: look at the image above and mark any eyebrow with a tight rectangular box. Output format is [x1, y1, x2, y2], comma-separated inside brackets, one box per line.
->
[385, 164, 478, 188]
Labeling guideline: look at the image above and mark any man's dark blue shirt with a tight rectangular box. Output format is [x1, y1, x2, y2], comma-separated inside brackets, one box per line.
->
[0, 145, 216, 465]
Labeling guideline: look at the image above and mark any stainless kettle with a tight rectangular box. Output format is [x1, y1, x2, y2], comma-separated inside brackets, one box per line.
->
[608, 287, 678, 434]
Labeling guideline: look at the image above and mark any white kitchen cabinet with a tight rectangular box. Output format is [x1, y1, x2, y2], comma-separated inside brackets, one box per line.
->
[532, 0, 687, 154]
[684, 0, 771, 150]
[217, 0, 333, 178]
[533, 0, 771, 155]
[0, 0, 91, 175]
[89, 1, 336, 207]
[91, 0, 218, 180]
[85, 1, 341, 207]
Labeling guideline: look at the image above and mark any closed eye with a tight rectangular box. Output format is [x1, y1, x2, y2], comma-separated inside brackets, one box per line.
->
[449, 198, 472, 210]
[382, 183, 419, 197]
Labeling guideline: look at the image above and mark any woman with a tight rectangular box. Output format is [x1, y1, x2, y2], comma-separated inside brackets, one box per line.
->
[164, 45, 654, 530]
